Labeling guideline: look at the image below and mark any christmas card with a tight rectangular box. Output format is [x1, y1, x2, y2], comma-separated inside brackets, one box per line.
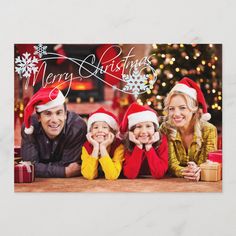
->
[14, 43, 222, 192]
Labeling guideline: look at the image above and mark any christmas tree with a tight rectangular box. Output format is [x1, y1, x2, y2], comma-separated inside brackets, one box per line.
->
[139, 44, 222, 126]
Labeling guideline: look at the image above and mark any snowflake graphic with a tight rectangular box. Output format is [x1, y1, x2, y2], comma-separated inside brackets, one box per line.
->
[122, 66, 149, 97]
[34, 44, 47, 58]
[15, 52, 38, 79]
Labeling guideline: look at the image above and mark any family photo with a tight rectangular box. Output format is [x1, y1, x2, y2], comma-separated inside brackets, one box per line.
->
[14, 44, 222, 192]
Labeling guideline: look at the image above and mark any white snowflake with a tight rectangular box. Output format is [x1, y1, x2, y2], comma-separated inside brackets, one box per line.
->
[15, 52, 38, 79]
[34, 44, 47, 58]
[122, 66, 149, 97]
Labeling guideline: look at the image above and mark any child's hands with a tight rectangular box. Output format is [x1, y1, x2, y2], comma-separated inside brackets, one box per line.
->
[148, 132, 160, 144]
[86, 133, 99, 148]
[100, 132, 115, 148]
[145, 132, 160, 151]
[129, 132, 142, 149]
[181, 161, 201, 181]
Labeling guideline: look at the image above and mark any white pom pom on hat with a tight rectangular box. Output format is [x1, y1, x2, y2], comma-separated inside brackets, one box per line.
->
[201, 112, 211, 121]
[170, 77, 211, 121]
[24, 125, 34, 135]
[24, 87, 65, 134]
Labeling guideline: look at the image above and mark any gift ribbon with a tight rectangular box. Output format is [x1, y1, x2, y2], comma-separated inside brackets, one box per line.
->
[17, 161, 33, 183]
[18, 161, 32, 173]
[200, 160, 221, 181]
[206, 160, 219, 166]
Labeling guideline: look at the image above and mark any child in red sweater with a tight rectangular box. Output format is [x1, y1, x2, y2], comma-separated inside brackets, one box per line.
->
[120, 103, 168, 179]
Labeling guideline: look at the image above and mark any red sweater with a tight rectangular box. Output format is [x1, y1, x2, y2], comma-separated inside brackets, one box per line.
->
[123, 135, 168, 179]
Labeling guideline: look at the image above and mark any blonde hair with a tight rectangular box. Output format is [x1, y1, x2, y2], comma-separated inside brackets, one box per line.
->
[163, 91, 203, 149]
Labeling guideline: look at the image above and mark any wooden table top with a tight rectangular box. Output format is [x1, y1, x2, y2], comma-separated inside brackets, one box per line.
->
[14, 177, 222, 192]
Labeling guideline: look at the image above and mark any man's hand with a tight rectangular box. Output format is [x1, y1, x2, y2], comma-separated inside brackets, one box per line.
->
[65, 162, 81, 178]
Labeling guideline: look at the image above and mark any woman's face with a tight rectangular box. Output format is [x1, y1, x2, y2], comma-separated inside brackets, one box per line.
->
[133, 121, 155, 144]
[90, 121, 110, 143]
[168, 94, 194, 130]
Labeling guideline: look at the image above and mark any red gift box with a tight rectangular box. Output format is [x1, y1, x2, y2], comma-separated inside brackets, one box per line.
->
[14, 146, 21, 157]
[208, 150, 222, 164]
[14, 161, 35, 183]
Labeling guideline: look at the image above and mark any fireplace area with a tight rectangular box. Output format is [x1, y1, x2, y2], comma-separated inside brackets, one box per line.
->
[33, 44, 105, 103]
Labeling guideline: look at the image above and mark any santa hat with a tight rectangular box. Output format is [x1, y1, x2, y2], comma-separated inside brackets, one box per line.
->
[170, 77, 211, 121]
[87, 107, 118, 132]
[54, 44, 66, 64]
[24, 87, 65, 134]
[120, 103, 159, 133]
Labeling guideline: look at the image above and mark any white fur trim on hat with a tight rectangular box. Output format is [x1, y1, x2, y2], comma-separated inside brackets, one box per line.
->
[24, 125, 34, 135]
[171, 83, 197, 100]
[87, 113, 118, 132]
[36, 90, 65, 112]
[128, 111, 159, 129]
[201, 112, 211, 121]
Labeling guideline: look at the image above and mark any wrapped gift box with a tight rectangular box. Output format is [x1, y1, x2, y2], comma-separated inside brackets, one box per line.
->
[14, 157, 22, 165]
[14, 146, 21, 157]
[208, 150, 222, 163]
[200, 161, 222, 182]
[14, 161, 35, 183]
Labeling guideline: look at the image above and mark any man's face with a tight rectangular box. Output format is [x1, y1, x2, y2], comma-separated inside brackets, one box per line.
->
[38, 105, 67, 139]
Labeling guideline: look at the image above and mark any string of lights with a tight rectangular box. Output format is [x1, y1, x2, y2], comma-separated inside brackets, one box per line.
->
[139, 44, 222, 125]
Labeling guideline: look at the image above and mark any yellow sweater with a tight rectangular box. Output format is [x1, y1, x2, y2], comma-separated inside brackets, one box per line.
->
[81, 144, 125, 180]
[160, 121, 217, 177]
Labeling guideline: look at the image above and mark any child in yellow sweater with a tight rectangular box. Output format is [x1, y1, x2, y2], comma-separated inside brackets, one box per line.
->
[81, 107, 124, 180]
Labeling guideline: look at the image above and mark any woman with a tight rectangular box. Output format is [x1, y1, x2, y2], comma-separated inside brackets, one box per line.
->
[81, 107, 124, 180]
[161, 77, 217, 181]
[120, 103, 168, 179]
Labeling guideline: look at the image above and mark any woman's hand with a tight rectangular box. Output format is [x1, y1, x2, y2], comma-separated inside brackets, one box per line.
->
[100, 132, 115, 148]
[129, 131, 143, 149]
[145, 132, 160, 151]
[181, 161, 201, 181]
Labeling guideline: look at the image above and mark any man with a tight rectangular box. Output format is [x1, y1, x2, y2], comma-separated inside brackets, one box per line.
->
[21, 87, 87, 178]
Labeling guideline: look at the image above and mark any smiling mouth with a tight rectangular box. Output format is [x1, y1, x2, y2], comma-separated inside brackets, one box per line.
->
[95, 132, 106, 136]
[173, 117, 184, 122]
[138, 136, 150, 144]
[49, 124, 60, 129]
[95, 134, 106, 139]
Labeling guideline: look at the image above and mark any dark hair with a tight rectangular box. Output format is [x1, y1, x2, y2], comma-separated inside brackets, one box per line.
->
[123, 122, 162, 152]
